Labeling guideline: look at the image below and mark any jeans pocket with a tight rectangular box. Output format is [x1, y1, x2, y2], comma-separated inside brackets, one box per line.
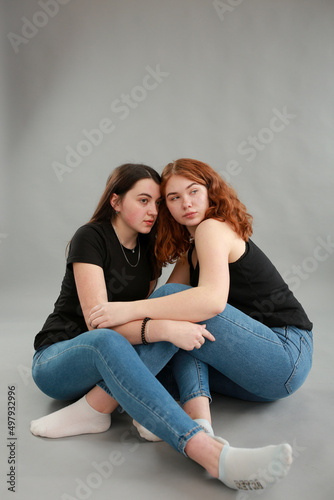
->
[284, 329, 313, 395]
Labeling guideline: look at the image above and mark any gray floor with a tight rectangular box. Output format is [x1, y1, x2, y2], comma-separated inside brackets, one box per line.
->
[0, 282, 333, 500]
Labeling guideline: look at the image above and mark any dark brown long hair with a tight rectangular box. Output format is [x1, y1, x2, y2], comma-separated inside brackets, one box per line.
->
[88, 163, 161, 223]
[70, 163, 162, 278]
[155, 158, 253, 266]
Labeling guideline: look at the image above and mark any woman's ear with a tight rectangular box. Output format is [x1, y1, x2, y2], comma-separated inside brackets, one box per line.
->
[110, 193, 120, 212]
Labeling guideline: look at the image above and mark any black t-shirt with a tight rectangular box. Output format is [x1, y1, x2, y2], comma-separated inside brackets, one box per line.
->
[188, 239, 313, 330]
[34, 221, 154, 350]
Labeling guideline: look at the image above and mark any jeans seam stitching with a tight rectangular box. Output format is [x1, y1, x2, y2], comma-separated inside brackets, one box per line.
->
[284, 337, 310, 394]
[93, 345, 184, 445]
[217, 314, 283, 346]
[178, 426, 202, 454]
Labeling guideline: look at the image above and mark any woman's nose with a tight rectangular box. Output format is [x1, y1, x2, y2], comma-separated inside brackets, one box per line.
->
[183, 196, 192, 208]
[148, 202, 158, 215]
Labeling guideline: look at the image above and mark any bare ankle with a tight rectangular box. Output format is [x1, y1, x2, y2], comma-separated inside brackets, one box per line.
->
[183, 396, 211, 423]
[85, 387, 119, 414]
[185, 432, 223, 478]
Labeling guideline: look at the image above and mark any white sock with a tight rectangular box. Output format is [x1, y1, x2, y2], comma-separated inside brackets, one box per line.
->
[132, 418, 211, 443]
[219, 443, 293, 491]
[194, 419, 229, 446]
[133, 418, 229, 445]
[30, 396, 111, 438]
[132, 420, 162, 442]
[194, 418, 214, 436]
[132, 418, 213, 443]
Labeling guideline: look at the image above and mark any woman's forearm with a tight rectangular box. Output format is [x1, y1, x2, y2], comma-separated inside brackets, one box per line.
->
[89, 286, 227, 329]
[113, 320, 168, 344]
[112, 321, 142, 344]
[114, 319, 205, 347]
[131, 286, 226, 323]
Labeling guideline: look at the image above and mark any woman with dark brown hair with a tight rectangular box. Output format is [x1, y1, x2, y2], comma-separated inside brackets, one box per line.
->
[31, 161, 298, 492]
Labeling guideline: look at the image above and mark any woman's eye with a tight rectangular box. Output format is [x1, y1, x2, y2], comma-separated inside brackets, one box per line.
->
[140, 198, 148, 204]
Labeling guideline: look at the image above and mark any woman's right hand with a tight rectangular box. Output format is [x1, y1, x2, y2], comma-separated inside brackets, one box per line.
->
[156, 320, 215, 351]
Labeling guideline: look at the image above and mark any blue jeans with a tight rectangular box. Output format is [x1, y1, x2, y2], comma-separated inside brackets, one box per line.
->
[32, 330, 203, 455]
[157, 351, 211, 405]
[151, 283, 313, 402]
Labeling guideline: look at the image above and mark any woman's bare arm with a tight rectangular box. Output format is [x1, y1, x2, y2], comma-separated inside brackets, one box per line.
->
[89, 219, 235, 327]
[74, 267, 213, 349]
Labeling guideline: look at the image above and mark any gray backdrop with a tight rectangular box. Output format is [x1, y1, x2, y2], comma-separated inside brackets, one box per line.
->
[0, 1, 333, 499]
[2, 0, 333, 305]
[2, 0, 333, 315]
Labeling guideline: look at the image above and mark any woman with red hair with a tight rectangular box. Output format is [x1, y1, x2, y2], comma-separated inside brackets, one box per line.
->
[150, 158, 313, 408]
[88, 158, 313, 490]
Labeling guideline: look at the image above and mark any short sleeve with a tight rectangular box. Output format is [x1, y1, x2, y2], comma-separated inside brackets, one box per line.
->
[67, 224, 107, 269]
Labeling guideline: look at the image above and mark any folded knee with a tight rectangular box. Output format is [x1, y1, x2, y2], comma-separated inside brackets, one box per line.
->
[90, 329, 130, 351]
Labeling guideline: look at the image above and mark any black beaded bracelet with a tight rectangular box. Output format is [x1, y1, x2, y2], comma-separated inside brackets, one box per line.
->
[141, 317, 151, 345]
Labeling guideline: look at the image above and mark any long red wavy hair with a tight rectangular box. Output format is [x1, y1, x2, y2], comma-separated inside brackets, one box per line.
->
[155, 158, 253, 267]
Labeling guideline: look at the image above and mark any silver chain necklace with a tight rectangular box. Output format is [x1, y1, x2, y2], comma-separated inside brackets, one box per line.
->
[112, 225, 141, 268]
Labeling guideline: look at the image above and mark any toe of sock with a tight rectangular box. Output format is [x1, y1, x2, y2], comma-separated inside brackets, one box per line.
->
[281, 443, 293, 465]
[218, 443, 293, 491]
[133, 420, 162, 442]
[30, 420, 46, 437]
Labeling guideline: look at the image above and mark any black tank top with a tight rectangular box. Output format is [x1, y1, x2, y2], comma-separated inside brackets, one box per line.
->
[188, 239, 313, 330]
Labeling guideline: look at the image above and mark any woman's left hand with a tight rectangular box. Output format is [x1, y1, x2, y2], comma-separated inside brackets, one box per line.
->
[89, 302, 131, 329]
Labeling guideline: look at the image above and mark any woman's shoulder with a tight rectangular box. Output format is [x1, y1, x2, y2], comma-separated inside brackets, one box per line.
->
[195, 219, 245, 262]
[70, 222, 113, 250]
[74, 221, 111, 237]
[195, 218, 236, 239]
[67, 222, 112, 264]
